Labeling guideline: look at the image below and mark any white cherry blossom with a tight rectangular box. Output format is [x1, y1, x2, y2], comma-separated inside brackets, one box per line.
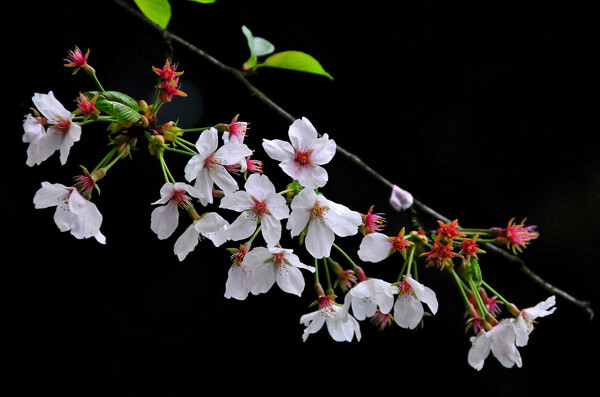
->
[287, 188, 362, 258]
[393, 276, 438, 329]
[262, 117, 336, 189]
[150, 182, 205, 240]
[300, 295, 361, 342]
[243, 246, 315, 297]
[347, 278, 399, 321]
[23, 91, 82, 167]
[513, 295, 556, 347]
[184, 127, 253, 205]
[173, 212, 229, 261]
[468, 319, 523, 370]
[219, 173, 289, 247]
[224, 245, 251, 300]
[33, 182, 105, 244]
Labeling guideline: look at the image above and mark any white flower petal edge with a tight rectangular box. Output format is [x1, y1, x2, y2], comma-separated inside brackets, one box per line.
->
[357, 232, 393, 263]
[393, 276, 438, 329]
[300, 296, 361, 343]
[468, 320, 523, 371]
[244, 246, 314, 297]
[348, 279, 399, 320]
[173, 212, 230, 261]
[514, 295, 556, 347]
[262, 117, 336, 190]
[23, 92, 81, 167]
[184, 128, 252, 205]
[286, 188, 362, 258]
[33, 182, 105, 244]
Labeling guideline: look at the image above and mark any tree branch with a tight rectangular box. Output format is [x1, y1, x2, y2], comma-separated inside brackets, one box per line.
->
[113, 0, 593, 320]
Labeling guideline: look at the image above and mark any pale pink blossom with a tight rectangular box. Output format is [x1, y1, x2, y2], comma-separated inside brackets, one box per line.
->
[219, 173, 289, 247]
[468, 320, 523, 370]
[23, 92, 82, 167]
[389, 185, 413, 211]
[173, 213, 229, 261]
[243, 246, 315, 297]
[513, 295, 556, 347]
[393, 276, 438, 329]
[224, 245, 251, 300]
[262, 117, 336, 189]
[347, 278, 399, 320]
[184, 127, 252, 205]
[300, 295, 361, 342]
[287, 188, 362, 258]
[150, 182, 205, 240]
[33, 182, 105, 244]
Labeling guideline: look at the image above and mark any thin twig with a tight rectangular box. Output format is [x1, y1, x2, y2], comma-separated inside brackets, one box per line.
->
[113, 0, 593, 320]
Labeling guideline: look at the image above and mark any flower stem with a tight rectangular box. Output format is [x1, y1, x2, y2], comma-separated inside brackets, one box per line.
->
[159, 152, 176, 184]
[247, 224, 262, 246]
[331, 243, 359, 271]
[450, 267, 471, 308]
[90, 72, 105, 92]
[481, 280, 512, 308]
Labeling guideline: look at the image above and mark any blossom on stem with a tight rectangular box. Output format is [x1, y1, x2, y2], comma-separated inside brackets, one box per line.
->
[286, 188, 362, 258]
[513, 295, 556, 347]
[357, 228, 413, 263]
[420, 241, 460, 270]
[152, 59, 184, 86]
[393, 276, 438, 329]
[150, 182, 205, 240]
[33, 182, 105, 244]
[262, 117, 336, 189]
[173, 212, 229, 261]
[244, 246, 315, 297]
[224, 244, 251, 300]
[389, 185, 413, 211]
[76, 93, 100, 120]
[459, 235, 486, 263]
[436, 219, 466, 242]
[23, 92, 82, 166]
[64, 47, 95, 75]
[468, 319, 523, 370]
[184, 128, 253, 205]
[300, 294, 361, 342]
[222, 115, 249, 144]
[491, 218, 539, 254]
[347, 278, 399, 321]
[359, 205, 386, 236]
[157, 77, 187, 103]
[219, 173, 289, 247]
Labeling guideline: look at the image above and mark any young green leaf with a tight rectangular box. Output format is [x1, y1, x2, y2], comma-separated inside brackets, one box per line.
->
[259, 51, 333, 80]
[187, 0, 216, 3]
[94, 99, 142, 124]
[133, 0, 172, 28]
[242, 25, 275, 57]
[85, 91, 140, 112]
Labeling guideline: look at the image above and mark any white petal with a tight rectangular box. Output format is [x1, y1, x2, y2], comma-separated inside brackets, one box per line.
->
[226, 212, 258, 242]
[305, 220, 335, 258]
[407, 276, 438, 315]
[262, 139, 294, 162]
[220, 191, 253, 212]
[150, 203, 179, 240]
[289, 117, 318, 149]
[194, 127, 219, 157]
[394, 292, 424, 329]
[194, 212, 229, 234]
[260, 214, 282, 247]
[468, 332, 492, 371]
[174, 224, 200, 261]
[215, 142, 252, 166]
[33, 182, 68, 208]
[357, 233, 393, 263]
[209, 164, 239, 195]
[325, 201, 362, 237]
[309, 133, 337, 165]
[224, 265, 250, 300]
[275, 264, 305, 296]
[244, 173, 276, 201]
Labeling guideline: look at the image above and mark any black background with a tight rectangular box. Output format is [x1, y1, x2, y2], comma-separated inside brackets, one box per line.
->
[5, 0, 598, 395]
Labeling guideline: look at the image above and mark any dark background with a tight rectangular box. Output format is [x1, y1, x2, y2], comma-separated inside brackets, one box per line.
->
[5, 0, 598, 395]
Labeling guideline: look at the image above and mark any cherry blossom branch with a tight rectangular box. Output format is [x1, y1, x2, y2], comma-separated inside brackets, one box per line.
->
[113, 0, 593, 320]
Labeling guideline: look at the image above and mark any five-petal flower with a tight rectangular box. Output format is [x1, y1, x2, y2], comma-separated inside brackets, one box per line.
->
[262, 117, 336, 189]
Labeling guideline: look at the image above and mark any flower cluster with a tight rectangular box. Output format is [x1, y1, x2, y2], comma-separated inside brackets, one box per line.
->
[22, 49, 556, 370]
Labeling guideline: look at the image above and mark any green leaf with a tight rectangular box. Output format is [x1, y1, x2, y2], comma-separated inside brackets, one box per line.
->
[95, 99, 141, 124]
[187, 0, 216, 3]
[242, 25, 275, 57]
[85, 91, 140, 112]
[133, 0, 171, 28]
[259, 51, 333, 80]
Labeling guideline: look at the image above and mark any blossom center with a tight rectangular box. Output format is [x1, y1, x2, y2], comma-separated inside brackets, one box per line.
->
[171, 189, 191, 208]
[54, 118, 71, 136]
[251, 199, 268, 218]
[310, 202, 328, 221]
[294, 148, 313, 166]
